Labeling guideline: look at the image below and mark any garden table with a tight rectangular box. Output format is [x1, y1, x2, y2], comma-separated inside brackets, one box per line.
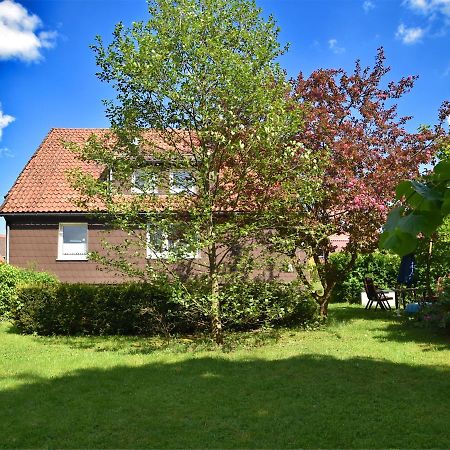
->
[393, 287, 423, 309]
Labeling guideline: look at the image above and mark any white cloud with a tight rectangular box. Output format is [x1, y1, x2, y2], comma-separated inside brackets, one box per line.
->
[0, 0, 57, 61]
[407, 0, 430, 12]
[363, 1, 375, 12]
[0, 104, 14, 141]
[328, 38, 345, 54]
[396, 23, 425, 43]
[0, 147, 14, 158]
[406, 0, 450, 13]
[404, 0, 450, 20]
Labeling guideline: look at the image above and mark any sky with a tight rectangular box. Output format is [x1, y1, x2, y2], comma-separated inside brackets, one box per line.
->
[0, 0, 450, 234]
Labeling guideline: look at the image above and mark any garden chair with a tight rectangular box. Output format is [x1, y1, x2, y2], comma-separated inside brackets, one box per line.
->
[364, 277, 392, 310]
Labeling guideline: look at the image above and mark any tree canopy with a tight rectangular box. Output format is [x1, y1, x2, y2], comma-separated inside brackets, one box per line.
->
[266, 49, 449, 315]
[70, 0, 314, 342]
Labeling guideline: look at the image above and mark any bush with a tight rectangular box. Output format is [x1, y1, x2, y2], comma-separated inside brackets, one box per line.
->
[414, 218, 450, 291]
[13, 282, 192, 336]
[0, 263, 58, 318]
[417, 278, 450, 332]
[330, 251, 400, 303]
[12, 279, 318, 336]
[219, 281, 318, 330]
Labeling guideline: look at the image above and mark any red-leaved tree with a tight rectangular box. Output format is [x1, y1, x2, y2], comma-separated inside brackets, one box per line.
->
[269, 48, 449, 316]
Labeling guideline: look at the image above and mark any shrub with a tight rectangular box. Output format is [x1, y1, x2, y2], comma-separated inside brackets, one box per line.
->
[330, 251, 400, 303]
[12, 279, 318, 336]
[219, 281, 318, 330]
[0, 263, 58, 318]
[418, 278, 450, 332]
[13, 282, 192, 336]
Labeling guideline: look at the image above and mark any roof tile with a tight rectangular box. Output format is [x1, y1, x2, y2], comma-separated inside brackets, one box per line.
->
[0, 128, 106, 214]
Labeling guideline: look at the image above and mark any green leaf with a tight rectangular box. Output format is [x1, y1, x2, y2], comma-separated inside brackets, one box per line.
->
[432, 161, 450, 180]
[379, 229, 418, 256]
[383, 207, 402, 232]
[395, 180, 413, 200]
[441, 197, 450, 216]
[399, 211, 442, 237]
[410, 180, 443, 202]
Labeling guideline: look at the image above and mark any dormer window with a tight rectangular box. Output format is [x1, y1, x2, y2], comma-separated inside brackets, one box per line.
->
[169, 170, 196, 195]
[131, 169, 158, 194]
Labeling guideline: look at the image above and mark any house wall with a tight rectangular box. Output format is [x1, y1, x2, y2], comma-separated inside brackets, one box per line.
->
[6, 216, 130, 283]
[0, 234, 5, 262]
[5, 215, 296, 283]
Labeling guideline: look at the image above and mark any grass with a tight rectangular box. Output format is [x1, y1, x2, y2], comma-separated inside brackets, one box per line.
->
[0, 304, 449, 449]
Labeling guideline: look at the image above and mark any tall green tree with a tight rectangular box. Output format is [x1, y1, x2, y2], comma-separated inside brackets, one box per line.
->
[70, 0, 311, 343]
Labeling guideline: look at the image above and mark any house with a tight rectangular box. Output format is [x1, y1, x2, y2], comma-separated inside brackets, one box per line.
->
[1, 128, 303, 283]
[0, 129, 117, 282]
[1, 128, 349, 283]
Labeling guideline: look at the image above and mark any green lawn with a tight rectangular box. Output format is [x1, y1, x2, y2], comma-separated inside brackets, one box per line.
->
[1, 304, 449, 449]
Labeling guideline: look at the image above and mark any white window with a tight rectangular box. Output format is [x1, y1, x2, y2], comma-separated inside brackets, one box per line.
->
[132, 169, 158, 194]
[169, 170, 197, 195]
[146, 224, 200, 260]
[58, 223, 88, 260]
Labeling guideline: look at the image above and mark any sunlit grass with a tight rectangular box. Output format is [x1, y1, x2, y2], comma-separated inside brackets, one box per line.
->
[0, 304, 449, 448]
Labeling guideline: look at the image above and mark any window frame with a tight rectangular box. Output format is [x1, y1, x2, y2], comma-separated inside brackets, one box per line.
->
[57, 223, 89, 261]
[131, 169, 158, 195]
[146, 224, 200, 260]
[169, 170, 197, 195]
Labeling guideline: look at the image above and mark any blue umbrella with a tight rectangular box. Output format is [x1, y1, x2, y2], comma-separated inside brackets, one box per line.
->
[397, 253, 416, 287]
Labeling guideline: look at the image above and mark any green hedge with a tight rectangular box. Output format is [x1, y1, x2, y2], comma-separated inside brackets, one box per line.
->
[330, 251, 400, 303]
[12, 280, 318, 336]
[0, 264, 58, 318]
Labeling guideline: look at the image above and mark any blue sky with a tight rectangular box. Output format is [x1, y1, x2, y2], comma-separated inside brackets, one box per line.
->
[0, 0, 449, 233]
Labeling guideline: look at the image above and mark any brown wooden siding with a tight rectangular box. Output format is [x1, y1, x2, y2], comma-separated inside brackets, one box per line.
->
[7, 216, 128, 283]
[6, 215, 297, 283]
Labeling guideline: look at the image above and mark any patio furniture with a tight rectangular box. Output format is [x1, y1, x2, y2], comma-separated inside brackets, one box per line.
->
[364, 277, 393, 310]
[394, 286, 421, 309]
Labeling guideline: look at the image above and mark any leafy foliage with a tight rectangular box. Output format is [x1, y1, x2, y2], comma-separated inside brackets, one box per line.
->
[415, 276, 450, 332]
[12, 280, 318, 336]
[330, 251, 400, 303]
[411, 217, 450, 289]
[0, 263, 58, 318]
[380, 153, 450, 256]
[267, 48, 449, 316]
[68, 0, 315, 343]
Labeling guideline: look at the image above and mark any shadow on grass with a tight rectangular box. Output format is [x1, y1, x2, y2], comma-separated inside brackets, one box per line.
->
[0, 354, 449, 449]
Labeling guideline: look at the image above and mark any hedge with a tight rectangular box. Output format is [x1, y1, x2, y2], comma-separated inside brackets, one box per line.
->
[12, 280, 318, 336]
[330, 251, 400, 303]
[0, 263, 58, 318]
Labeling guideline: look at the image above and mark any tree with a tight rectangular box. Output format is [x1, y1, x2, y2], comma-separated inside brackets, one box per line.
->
[69, 0, 313, 343]
[380, 138, 450, 259]
[266, 48, 449, 316]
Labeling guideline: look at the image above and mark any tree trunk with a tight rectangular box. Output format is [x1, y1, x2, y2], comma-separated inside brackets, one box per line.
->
[209, 243, 223, 345]
[210, 274, 223, 345]
[319, 301, 328, 317]
[314, 249, 358, 318]
[316, 283, 336, 318]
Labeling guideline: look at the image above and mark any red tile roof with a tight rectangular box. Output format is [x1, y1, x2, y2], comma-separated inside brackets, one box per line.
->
[0, 128, 199, 214]
[0, 128, 107, 214]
